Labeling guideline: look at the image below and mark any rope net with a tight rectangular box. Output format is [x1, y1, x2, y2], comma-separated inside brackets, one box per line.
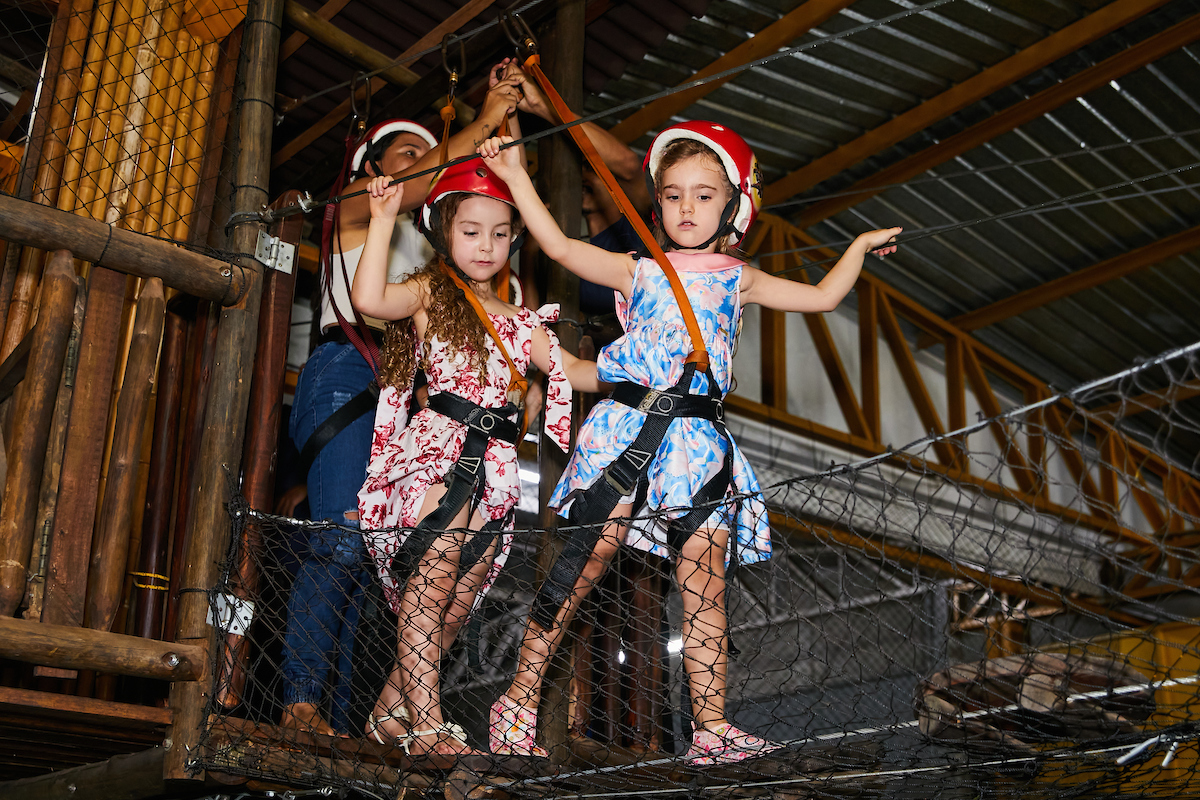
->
[196, 339, 1200, 798]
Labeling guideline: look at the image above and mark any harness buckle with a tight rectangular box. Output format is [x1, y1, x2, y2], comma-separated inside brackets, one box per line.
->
[603, 469, 636, 497]
[714, 399, 724, 422]
[637, 389, 675, 415]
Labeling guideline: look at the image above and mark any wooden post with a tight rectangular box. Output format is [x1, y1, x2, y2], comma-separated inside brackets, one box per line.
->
[132, 307, 186, 639]
[0, 746, 166, 800]
[25, 280, 86, 622]
[85, 279, 165, 632]
[0, 253, 78, 616]
[162, 299, 218, 643]
[535, 0, 585, 761]
[0, 0, 97, 360]
[214, 191, 302, 709]
[39, 266, 127, 632]
[165, 0, 281, 780]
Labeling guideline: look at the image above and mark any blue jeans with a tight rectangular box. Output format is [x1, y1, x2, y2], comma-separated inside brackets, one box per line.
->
[282, 341, 375, 731]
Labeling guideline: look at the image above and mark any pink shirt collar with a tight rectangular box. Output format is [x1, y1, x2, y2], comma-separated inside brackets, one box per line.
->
[663, 251, 743, 272]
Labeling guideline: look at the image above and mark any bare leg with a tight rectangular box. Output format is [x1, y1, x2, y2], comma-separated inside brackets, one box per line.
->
[677, 527, 781, 764]
[502, 504, 631, 715]
[676, 527, 728, 729]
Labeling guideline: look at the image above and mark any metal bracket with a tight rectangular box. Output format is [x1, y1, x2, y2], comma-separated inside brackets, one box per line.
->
[255, 229, 296, 274]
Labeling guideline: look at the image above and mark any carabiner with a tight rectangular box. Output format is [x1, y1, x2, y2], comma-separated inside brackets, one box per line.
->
[499, 10, 537, 61]
[348, 70, 370, 136]
[441, 33, 466, 99]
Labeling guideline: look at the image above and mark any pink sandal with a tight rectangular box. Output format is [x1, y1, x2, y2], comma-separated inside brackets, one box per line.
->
[488, 694, 549, 757]
[686, 722, 782, 766]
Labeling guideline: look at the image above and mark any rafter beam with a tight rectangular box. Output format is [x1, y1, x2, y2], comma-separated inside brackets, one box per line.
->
[773, 513, 1150, 628]
[951, 223, 1200, 331]
[279, 0, 352, 62]
[281, 0, 474, 123]
[789, 12, 1200, 228]
[272, 0, 497, 169]
[762, 0, 1174, 207]
[609, 0, 855, 145]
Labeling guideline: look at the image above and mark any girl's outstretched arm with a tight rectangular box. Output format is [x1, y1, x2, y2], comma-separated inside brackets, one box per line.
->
[478, 136, 635, 297]
[350, 176, 427, 320]
[530, 327, 608, 393]
[740, 227, 901, 313]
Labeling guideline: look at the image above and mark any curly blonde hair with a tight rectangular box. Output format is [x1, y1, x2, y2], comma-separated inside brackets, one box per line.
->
[377, 192, 518, 389]
[651, 138, 739, 255]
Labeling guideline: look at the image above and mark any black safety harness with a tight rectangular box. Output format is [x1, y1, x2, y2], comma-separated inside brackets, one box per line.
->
[529, 362, 737, 630]
[387, 391, 522, 589]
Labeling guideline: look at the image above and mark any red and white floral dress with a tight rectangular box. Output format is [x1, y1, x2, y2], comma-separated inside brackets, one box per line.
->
[358, 304, 571, 614]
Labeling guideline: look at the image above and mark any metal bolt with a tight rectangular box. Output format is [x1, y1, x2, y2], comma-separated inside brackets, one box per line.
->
[222, 268, 232, 277]
[164, 653, 181, 668]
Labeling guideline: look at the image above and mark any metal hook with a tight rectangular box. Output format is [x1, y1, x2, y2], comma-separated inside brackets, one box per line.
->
[499, 10, 537, 60]
[441, 33, 466, 94]
[348, 70, 370, 136]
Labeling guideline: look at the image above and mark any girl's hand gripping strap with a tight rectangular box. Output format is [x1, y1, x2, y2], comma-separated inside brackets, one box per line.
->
[439, 259, 529, 407]
[522, 54, 711, 374]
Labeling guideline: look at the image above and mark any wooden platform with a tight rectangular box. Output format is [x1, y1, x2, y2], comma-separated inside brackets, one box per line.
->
[203, 717, 884, 798]
[0, 687, 169, 781]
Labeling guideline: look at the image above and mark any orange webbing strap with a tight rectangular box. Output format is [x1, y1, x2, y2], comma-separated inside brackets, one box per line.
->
[522, 55, 710, 373]
[439, 258, 529, 406]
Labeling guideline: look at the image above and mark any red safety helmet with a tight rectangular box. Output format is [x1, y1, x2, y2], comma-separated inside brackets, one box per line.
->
[351, 119, 438, 177]
[418, 157, 523, 259]
[643, 120, 763, 247]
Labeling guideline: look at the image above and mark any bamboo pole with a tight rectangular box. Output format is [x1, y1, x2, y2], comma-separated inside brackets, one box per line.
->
[73, 0, 135, 223]
[0, 193, 246, 303]
[166, 0, 281, 779]
[188, 27, 240, 247]
[85, 0, 148, 223]
[85, 279, 165, 632]
[0, 253, 78, 616]
[124, 2, 184, 235]
[159, 34, 203, 238]
[0, 0, 100, 360]
[132, 307, 185, 640]
[171, 41, 219, 242]
[24, 279, 86, 622]
[142, 28, 191, 238]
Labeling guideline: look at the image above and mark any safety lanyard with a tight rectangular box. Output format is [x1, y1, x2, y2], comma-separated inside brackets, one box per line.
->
[438, 259, 529, 407]
[519, 52, 711, 374]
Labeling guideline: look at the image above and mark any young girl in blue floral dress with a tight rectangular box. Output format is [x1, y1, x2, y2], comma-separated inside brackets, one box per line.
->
[479, 121, 900, 764]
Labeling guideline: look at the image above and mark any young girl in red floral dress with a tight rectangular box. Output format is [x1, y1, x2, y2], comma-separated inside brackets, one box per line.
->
[352, 158, 603, 756]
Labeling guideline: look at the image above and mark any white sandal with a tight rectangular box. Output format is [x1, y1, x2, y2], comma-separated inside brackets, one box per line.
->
[365, 708, 411, 746]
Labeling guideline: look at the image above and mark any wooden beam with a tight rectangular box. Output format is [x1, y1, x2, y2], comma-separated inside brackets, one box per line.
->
[0, 193, 245, 304]
[774, 513, 1149, 628]
[608, 0, 856, 144]
[0, 615, 204, 680]
[727, 392, 1154, 548]
[952, 224, 1200, 331]
[278, 0, 352, 62]
[791, 12, 1200, 227]
[1, 747, 166, 800]
[763, 0, 1175, 206]
[282, 0, 474, 121]
[961, 343, 1037, 495]
[876, 291, 957, 466]
[858, 280, 880, 441]
[271, 0, 497, 169]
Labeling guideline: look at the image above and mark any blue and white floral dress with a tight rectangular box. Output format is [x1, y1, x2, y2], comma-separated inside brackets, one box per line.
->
[549, 251, 771, 565]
